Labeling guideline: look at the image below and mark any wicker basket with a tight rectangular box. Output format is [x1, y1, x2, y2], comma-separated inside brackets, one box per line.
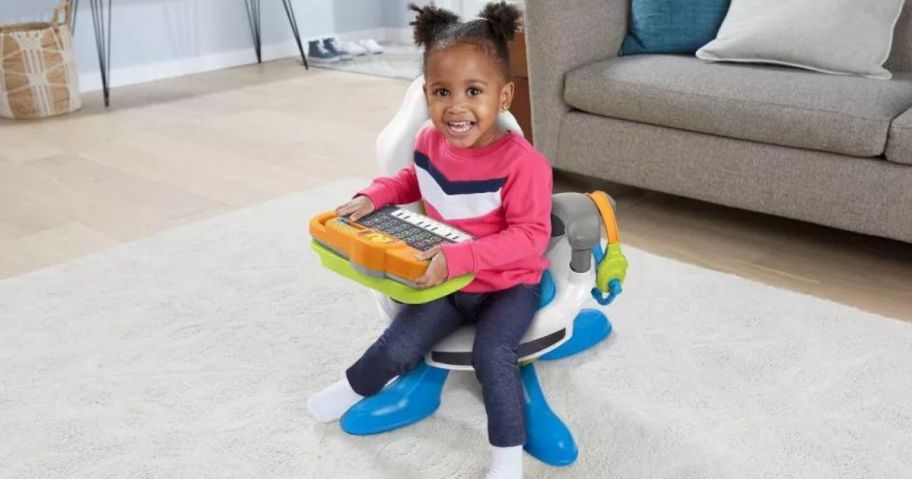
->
[0, 1, 81, 120]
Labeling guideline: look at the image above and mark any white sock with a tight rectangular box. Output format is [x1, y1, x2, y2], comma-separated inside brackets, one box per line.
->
[307, 377, 363, 423]
[484, 445, 523, 479]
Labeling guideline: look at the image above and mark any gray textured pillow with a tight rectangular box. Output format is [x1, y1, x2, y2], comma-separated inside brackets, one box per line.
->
[696, 0, 906, 80]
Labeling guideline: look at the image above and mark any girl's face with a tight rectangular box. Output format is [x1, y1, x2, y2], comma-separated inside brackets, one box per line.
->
[424, 43, 515, 149]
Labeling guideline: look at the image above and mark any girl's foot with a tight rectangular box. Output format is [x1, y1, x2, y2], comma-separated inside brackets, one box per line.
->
[307, 378, 363, 422]
[484, 445, 523, 479]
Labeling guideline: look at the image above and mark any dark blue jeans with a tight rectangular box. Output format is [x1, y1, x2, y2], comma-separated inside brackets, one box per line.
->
[346, 283, 540, 447]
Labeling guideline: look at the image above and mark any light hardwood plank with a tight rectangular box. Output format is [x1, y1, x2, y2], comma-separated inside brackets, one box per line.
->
[556, 172, 912, 321]
[1, 59, 909, 323]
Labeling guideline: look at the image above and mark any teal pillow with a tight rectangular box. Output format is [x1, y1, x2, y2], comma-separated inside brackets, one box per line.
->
[619, 0, 730, 56]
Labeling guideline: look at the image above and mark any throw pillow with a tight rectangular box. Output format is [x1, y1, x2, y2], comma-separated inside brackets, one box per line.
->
[619, 0, 731, 56]
[696, 0, 906, 80]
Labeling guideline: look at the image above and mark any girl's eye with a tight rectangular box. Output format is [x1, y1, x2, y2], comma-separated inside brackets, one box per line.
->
[434, 88, 449, 97]
[467, 87, 482, 96]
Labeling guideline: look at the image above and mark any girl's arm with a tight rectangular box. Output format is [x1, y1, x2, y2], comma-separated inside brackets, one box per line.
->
[357, 129, 432, 208]
[356, 164, 422, 208]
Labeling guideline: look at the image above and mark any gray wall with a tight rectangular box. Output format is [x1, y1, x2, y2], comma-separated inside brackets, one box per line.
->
[385, 0, 423, 28]
[385, 0, 491, 29]
[382, 1, 521, 29]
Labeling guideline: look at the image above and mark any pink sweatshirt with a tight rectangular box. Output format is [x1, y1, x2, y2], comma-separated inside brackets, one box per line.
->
[358, 127, 553, 293]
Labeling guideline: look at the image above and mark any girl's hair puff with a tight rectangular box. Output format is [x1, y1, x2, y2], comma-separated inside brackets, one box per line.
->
[409, 1, 523, 80]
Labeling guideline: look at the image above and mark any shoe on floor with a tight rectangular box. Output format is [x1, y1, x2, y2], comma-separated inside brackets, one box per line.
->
[307, 40, 340, 64]
[341, 41, 369, 56]
[358, 39, 384, 54]
[323, 38, 354, 61]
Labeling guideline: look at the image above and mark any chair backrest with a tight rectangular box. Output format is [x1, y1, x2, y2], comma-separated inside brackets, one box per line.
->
[887, 0, 912, 72]
[376, 76, 524, 177]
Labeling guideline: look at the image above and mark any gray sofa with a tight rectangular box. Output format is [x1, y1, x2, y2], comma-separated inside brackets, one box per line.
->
[525, 0, 912, 243]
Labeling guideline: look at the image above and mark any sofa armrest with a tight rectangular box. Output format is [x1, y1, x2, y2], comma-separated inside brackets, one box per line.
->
[525, 0, 628, 162]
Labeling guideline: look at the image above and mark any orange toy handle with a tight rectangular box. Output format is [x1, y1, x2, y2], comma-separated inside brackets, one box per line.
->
[587, 191, 621, 245]
[309, 211, 336, 237]
[310, 211, 429, 280]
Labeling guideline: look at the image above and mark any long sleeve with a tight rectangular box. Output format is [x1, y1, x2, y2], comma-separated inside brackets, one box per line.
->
[356, 165, 422, 208]
[440, 156, 552, 279]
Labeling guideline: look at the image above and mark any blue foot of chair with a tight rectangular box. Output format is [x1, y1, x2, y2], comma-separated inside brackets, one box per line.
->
[341, 360, 449, 435]
[540, 308, 612, 361]
[521, 363, 577, 466]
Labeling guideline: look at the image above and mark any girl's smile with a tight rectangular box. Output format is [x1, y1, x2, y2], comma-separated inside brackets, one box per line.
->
[446, 120, 475, 137]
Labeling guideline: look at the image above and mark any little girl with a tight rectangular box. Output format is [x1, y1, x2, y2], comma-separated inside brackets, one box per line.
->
[308, 3, 550, 478]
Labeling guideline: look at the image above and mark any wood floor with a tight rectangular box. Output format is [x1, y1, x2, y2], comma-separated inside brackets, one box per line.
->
[1, 59, 910, 321]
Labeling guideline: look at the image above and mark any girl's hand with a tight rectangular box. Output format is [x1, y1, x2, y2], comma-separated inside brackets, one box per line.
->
[415, 245, 448, 288]
[336, 195, 375, 221]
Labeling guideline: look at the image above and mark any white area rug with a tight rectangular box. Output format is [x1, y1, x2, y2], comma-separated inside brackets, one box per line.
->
[1, 178, 911, 479]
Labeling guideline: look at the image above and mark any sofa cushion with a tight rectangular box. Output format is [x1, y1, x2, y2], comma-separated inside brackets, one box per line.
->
[564, 55, 912, 157]
[619, 0, 730, 56]
[886, 108, 912, 165]
[695, 0, 905, 80]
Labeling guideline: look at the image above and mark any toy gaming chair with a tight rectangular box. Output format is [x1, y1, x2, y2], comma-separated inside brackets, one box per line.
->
[339, 76, 628, 467]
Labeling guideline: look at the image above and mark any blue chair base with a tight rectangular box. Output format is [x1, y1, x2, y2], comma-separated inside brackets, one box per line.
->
[341, 360, 449, 435]
[339, 308, 611, 466]
[540, 308, 612, 361]
[521, 363, 578, 466]
[339, 362, 580, 467]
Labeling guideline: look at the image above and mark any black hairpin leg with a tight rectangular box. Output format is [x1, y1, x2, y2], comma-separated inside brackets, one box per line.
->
[281, 0, 308, 69]
[89, 0, 112, 106]
[245, 0, 308, 68]
[71, 0, 79, 31]
[244, 0, 263, 63]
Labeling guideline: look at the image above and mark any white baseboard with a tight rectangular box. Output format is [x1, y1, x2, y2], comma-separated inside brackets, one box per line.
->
[336, 28, 411, 44]
[382, 28, 414, 45]
[335, 28, 390, 43]
[78, 41, 299, 92]
[77, 27, 408, 93]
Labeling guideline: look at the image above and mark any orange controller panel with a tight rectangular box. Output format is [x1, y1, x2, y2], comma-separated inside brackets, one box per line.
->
[309, 206, 474, 287]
